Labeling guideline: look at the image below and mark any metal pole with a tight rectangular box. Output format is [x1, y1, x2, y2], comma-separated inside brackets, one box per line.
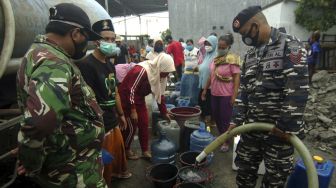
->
[104, 0, 109, 13]
[139, 16, 141, 35]
[124, 9, 127, 42]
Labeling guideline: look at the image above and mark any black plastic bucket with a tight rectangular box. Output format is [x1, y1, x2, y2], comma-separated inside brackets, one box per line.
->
[173, 182, 205, 188]
[179, 151, 207, 167]
[146, 163, 179, 188]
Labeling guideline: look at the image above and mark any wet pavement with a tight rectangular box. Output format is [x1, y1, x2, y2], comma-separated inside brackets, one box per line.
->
[110, 128, 336, 188]
[111, 125, 245, 188]
[110, 95, 335, 188]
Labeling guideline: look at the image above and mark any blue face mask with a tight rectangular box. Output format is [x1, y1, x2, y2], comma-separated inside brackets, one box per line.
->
[99, 41, 120, 56]
[146, 46, 153, 53]
[186, 45, 193, 51]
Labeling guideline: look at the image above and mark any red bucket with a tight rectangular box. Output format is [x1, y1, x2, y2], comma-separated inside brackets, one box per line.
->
[170, 107, 201, 127]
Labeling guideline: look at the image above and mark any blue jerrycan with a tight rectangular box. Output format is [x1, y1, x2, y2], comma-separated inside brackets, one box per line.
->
[287, 155, 334, 188]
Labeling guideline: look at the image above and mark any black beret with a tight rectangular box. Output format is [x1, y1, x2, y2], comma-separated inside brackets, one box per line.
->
[49, 3, 102, 41]
[92, 19, 115, 33]
[232, 6, 262, 32]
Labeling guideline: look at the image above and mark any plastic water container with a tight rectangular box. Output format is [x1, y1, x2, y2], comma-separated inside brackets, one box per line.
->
[158, 120, 180, 150]
[175, 81, 181, 91]
[151, 131, 177, 164]
[151, 104, 175, 135]
[180, 120, 199, 152]
[170, 91, 180, 105]
[189, 122, 215, 164]
[177, 97, 190, 107]
[232, 136, 265, 174]
[287, 156, 334, 188]
[102, 149, 114, 165]
[166, 104, 176, 111]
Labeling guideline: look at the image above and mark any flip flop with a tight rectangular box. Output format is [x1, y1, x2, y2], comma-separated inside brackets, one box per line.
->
[111, 172, 132, 179]
[142, 151, 152, 160]
[220, 144, 229, 152]
[126, 150, 139, 160]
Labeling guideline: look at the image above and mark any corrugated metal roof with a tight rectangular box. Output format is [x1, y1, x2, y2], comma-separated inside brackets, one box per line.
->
[96, 0, 168, 17]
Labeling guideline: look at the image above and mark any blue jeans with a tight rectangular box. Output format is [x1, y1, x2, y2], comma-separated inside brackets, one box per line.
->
[180, 73, 199, 107]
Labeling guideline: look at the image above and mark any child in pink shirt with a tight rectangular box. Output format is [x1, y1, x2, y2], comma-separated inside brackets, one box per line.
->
[201, 33, 241, 152]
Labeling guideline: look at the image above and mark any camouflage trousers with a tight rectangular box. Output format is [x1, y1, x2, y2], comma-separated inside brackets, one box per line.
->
[235, 132, 294, 188]
[33, 152, 106, 188]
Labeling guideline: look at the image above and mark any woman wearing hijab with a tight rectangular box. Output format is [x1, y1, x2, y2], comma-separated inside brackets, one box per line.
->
[201, 34, 240, 152]
[146, 37, 165, 60]
[119, 53, 175, 159]
[197, 36, 206, 65]
[198, 35, 218, 122]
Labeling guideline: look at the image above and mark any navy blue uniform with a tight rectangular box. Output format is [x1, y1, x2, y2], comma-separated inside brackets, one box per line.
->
[233, 28, 309, 187]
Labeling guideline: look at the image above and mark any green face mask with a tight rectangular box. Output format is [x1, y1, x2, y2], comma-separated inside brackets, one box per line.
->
[99, 41, 120, 56]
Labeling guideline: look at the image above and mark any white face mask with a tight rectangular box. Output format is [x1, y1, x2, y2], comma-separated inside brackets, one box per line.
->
[205, 46, 213, 52]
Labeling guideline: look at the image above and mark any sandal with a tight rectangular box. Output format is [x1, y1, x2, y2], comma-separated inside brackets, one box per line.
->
[126, 150, 139, 160]
[220, 144, 229, 152]
[111, 172, 132, 179]
[142, 151, 152, 159]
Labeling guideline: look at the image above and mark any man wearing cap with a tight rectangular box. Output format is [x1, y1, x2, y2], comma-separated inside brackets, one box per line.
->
[16, 3, 106, 187]
[230, 6, 309, 187]
[115, 35, 129, 65]
[77, 19, 132, 186]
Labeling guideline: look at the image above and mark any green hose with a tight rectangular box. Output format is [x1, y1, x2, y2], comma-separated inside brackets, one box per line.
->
[196, 123, 318, 188]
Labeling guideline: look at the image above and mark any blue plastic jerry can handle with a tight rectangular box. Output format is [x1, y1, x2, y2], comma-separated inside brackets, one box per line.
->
[102, 149, 114, 165]
[199, 122, 206, 132]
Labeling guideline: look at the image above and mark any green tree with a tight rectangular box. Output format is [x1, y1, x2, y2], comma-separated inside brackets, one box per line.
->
[295, 0, 336, 31]
[160, 29, 172, 42]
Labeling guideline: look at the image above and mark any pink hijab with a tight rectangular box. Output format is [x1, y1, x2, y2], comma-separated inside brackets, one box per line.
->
[197, 36, 206, 65]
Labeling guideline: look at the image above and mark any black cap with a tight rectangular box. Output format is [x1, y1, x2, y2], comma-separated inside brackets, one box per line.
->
[92, 19, 115, 34]
[49, 3, 102, 41]
[165, 35, 172, 41]
[232, 6, 262, 32]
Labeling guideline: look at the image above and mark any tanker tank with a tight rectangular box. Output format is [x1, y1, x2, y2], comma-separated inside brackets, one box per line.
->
[0, 0, 111, 78]
[0, 2, 110, 186]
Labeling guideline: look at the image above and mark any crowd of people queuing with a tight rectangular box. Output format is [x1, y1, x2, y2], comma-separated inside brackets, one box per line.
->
[15, 2, 312, 188]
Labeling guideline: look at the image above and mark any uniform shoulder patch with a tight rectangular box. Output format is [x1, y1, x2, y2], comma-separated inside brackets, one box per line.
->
[289, 47, 303, 64]
[286, 37, 305, 65]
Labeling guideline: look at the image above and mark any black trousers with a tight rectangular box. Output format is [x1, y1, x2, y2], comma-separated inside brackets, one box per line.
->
[235, 132, 294, 188]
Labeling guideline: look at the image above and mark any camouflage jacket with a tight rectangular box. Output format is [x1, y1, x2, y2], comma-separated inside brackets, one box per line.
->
[233, 28, 309, 135]
[16, 35, 106, 187]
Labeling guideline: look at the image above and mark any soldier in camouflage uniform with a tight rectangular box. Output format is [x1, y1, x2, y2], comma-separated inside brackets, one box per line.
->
[16, 3, 106, 187]
[230, 6, 309, 187]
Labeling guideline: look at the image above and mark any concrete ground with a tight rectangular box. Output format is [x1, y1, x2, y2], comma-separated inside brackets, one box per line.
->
[4, 95, 333, 188]
[110, 95, 335, 188]
[111, 95, 240, 188]
[111, 128, 336, 188]
[111, 130, 241, 188]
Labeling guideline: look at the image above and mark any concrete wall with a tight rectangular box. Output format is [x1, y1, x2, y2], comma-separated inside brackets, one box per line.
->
[168, 0, 277, 55]
[169, 0, 336, 58]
